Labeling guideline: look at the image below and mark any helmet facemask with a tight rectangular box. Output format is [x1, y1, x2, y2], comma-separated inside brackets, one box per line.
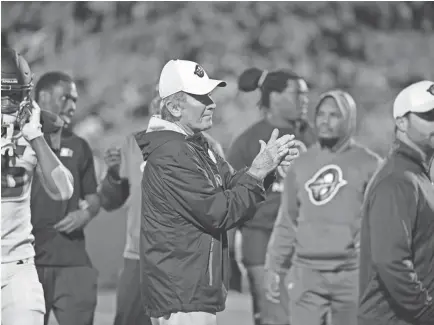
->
[1, 83, 33, 139]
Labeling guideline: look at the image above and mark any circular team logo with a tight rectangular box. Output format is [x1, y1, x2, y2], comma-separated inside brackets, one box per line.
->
[304, 164, 347, 206]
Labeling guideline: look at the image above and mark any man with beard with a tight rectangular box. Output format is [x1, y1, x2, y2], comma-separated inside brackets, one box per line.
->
[227, 68, 316, 325]
[358, 80, 434, 325]
[31, 71, 101, 325]
[265, 90, 382, 325]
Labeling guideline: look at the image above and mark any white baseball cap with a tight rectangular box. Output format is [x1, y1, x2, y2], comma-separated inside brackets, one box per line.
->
[158, 60, 226, 99]
[393, 80, 434, 119]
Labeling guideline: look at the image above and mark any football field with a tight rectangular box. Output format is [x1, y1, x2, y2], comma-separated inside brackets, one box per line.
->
[48, 290, 253, 325]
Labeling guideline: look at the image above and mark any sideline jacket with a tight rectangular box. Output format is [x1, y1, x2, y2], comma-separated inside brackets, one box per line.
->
[98, 121, 225, 261]
[139, 116, 267, 317]
[266, 90, 382, 272]
[358, 140, 434, 325]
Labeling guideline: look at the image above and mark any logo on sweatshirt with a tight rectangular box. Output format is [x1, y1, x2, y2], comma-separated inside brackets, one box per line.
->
[304, 164, 347, 206]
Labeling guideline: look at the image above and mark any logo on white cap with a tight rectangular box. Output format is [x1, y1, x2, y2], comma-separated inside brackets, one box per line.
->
[427, 84, 434, 96]
[158, 60, 226, 99]
[194, 65, 205, 78]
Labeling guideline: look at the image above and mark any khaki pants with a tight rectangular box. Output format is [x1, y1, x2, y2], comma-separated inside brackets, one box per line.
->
[288, 266, 358, 325]
[151, 311, 217, 325]
[1, 258, 45, 325]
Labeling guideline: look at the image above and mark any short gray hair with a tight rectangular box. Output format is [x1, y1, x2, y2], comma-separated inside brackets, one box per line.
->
[160, 92, 186, 122]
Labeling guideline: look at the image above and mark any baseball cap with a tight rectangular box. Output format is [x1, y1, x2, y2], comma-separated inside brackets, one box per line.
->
[158, 60, 226, 99]
[393, 80, 434, 119]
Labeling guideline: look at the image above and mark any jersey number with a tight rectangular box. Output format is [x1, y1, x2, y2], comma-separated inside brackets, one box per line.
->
[1, 157, 30, 199]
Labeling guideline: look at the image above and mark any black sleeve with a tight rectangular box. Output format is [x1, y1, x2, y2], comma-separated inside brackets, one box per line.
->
[156, 141, 266, 233]
[99, 173, 130, 211]
[79, 139, 98, 196]
[368, 176, 434, 322]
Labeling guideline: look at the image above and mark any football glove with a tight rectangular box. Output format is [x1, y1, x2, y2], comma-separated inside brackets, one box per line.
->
[21, 100, 43, 142]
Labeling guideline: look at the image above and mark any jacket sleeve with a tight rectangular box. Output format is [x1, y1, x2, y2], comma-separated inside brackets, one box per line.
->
[368, 176, 434, 322]
[265, 166, 299, 272]
[217, 156, 249, 189]
[98, 135, 133, 211]
[156, 141, 266, 233]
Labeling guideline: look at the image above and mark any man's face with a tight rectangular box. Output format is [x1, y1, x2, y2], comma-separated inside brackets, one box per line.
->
[272, 79, 309, 121]
[44, 81, 78, 125]
[405, 110, 434, 153]
[179, 92, 216, 133]
[315, 97, 346, 139]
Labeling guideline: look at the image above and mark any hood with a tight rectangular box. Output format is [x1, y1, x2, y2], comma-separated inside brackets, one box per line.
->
[314, 89, 357, 152]
[136, 115, 188, 160]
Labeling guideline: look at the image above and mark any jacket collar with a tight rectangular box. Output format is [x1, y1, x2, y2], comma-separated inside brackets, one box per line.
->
[393, 139, 431, 176]
[146, 115, 210, 150]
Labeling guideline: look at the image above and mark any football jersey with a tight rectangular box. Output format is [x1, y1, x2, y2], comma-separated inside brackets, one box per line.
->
[1, 136, 37, 263]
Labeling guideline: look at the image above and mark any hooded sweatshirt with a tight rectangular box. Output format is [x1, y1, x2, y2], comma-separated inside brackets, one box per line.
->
[139, 116, 267, 317]
[266, 90, 383, 272]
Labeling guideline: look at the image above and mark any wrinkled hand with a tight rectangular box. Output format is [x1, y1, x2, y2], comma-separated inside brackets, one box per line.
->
[249, 129, 299, 180]
[21, 100, 43, 142]
[264, 269, 281, 304]
[54, 209, 92, 234]
[104, 147, 121, 179]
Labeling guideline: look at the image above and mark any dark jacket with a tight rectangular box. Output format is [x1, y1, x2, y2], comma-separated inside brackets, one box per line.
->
[139, 116, 266, 318]
[358, 140, 434, 325]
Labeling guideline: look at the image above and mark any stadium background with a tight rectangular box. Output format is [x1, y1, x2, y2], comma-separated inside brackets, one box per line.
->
[2, 2, 434, 324]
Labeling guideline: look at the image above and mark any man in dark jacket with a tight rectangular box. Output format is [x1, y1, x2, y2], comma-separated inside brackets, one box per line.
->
[358, 80, 434, 325]
[140, 59, 300, 325]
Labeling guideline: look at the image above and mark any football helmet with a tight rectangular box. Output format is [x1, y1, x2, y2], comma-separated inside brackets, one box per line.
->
[1, 48, 34, 141]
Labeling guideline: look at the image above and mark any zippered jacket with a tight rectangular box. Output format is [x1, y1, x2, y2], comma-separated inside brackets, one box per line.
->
[139, 116, 266, 318]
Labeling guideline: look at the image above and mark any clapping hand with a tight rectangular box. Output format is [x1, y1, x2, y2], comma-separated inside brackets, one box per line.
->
[249, 129, 299, 180]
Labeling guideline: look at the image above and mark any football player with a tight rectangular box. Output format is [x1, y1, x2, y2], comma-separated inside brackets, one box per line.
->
[1, 48, 74, 325]
[264, 90, 382, 325]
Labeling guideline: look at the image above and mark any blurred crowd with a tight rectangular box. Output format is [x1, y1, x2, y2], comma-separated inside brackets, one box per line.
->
[2, 3, 434, 325]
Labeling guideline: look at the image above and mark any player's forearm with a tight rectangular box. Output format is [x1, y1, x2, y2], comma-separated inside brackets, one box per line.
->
[31, 136, 73, 200]
[84, 193, 101, 218]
